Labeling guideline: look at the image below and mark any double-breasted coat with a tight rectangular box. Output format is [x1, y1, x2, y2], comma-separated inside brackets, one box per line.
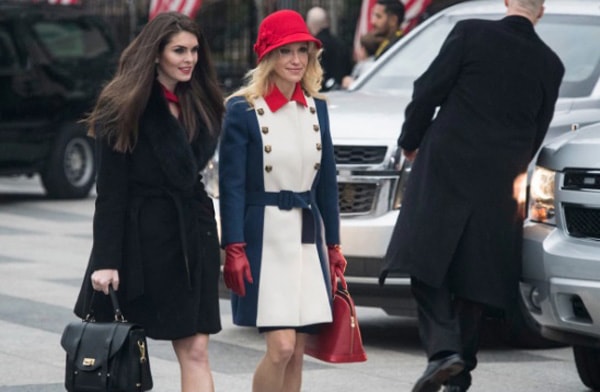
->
[219, 92, 340, 327]
[74, 82, 222, 339]
[380, 16, 564, 310]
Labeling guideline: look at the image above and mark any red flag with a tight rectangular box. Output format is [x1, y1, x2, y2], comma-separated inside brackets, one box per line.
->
[353, 0, 377, 60]
[47, 0, 80, 4]
[149, 0, 203, 20]
[402, 0, 433, 32]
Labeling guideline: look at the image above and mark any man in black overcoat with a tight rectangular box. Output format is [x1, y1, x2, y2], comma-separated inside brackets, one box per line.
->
[379, 0, 564, 391]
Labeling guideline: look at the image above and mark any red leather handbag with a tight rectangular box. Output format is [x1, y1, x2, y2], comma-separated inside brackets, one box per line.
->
[305, 275, 367, 363]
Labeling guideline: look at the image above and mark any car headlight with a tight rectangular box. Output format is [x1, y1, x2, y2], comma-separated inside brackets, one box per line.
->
[528, 166, 556, 224]
[202, 154, 219, 199]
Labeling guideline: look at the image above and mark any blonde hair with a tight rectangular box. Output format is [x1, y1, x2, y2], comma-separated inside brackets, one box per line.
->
[227, 42, 325, 105]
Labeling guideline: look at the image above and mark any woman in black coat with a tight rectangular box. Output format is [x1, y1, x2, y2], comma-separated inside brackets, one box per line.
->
[73, 12, 224, 392]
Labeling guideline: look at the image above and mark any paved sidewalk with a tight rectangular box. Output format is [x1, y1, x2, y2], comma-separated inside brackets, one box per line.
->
[0, 177, 586, 392]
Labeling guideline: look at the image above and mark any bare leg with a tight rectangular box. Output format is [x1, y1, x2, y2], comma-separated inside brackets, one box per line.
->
[281, 332, 307, 392]
[252, 329, 297, 392]
[172, 333, 214, 392]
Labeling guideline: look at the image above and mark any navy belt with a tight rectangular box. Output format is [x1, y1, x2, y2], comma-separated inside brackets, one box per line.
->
[246, 190, 311, 210]
[245, 190, 315, 243]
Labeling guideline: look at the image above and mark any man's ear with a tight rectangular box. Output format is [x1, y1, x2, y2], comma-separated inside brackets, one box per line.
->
[390, 14, 399, 29]
[537, 6, 545, 21]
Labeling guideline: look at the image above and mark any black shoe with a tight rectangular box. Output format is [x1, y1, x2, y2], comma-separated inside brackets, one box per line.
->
[411, 354, 465, 392]
[443, 385, 467, 392]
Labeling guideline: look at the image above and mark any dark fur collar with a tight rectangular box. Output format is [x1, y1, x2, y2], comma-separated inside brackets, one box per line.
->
[140, 82, 218, 191]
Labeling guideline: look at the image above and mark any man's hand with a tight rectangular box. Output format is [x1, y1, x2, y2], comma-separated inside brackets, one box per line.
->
[224, 243, 253, 297]
[403, 148, 418, 162]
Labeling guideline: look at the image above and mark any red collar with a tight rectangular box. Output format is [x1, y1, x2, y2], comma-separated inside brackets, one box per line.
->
[160, 83, 179, 105]
[264, 83, 307, 112]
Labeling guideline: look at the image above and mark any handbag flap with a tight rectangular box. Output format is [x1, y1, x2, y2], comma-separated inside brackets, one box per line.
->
[60, 321, 135, 371]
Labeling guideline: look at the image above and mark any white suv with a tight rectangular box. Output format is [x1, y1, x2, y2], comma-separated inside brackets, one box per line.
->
[521, 122, 600, 390]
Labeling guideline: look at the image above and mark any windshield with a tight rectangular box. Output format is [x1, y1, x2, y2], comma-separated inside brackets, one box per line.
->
[359, 13, 600, 98]
[32, 19, 111, 61]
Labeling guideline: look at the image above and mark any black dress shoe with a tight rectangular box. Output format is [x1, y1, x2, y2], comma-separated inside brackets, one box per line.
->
[443, 385, 467, 392]
[411, 354, 465, 392]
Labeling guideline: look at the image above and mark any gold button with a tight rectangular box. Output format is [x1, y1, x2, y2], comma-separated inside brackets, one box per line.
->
[264, 145, 272, 153]
[313, 124, 319, 132]
[265, 165, 272, 173]
[314, 163, 320, 170]
[257, 108, 265, 115]
[261, 126, 269, 134]
[316, 143, 322, 151]
[310, 107, 316, 114]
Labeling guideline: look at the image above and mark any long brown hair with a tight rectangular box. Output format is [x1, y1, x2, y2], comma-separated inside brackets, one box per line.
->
[85, 12, 224, 152]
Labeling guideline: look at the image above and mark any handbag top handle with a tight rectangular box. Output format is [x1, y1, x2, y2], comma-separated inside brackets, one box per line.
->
[108, 285, 125, 322]
[86, 284, 126, 322]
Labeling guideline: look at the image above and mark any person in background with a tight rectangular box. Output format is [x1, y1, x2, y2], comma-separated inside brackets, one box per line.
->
[306, 6, 353, 91]
[379, 0, 564, 391]
[218, 9, 347, 392]
[73, 12, 225, 392]
[341, 31, 383, 89]
[371, 0, 406, 59]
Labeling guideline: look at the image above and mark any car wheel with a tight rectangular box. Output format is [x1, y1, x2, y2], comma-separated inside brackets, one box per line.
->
[573, 345, 600, 390]
[501, 296, 566, 349]
[41, 125, 95, 199]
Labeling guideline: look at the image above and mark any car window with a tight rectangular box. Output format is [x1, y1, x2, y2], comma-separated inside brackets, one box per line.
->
[31, 20, 111, 61]
[537, 15, 600, 98]
[359, 15, 456, 93]
[360, 13, 600, 99]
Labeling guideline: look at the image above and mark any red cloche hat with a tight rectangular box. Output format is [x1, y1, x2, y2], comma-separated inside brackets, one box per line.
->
[253, 10, 322, 63]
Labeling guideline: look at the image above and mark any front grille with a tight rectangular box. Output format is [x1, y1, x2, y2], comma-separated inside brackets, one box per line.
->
[564, 204, 600, 239]
[334, 146, 387, 165]
[564, 171, 600, 190]
[338, 182, 377, 214]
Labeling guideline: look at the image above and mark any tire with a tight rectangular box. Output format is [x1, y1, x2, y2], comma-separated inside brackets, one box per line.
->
[573, 345, 600, 391]
[41, 125, 95, 199]
[501, 296, 566, 349]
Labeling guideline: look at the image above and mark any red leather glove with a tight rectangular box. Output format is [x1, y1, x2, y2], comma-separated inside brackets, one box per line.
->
[328, 244, 347, 294]
[224, 243, 253, 297]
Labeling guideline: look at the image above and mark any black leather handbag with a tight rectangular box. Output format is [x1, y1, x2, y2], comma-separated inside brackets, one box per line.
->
[60, 287, 153, 391]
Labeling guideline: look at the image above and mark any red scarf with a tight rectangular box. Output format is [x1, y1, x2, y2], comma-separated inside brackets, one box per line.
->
[160, 83, 179, 106]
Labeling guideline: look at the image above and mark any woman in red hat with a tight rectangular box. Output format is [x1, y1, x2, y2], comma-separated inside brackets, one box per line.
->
[218, 9, 347, 392]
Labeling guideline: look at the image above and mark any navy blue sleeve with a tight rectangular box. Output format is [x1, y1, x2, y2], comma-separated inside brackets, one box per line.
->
[219, 98, 250, 246]
[315, 99, 341, 245]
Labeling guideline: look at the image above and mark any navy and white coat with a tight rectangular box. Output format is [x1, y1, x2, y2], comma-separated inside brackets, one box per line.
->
[219, 93, 340, 327]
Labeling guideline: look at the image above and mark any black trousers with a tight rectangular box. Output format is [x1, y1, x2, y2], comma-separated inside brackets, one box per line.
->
[411, 276, 484, 389]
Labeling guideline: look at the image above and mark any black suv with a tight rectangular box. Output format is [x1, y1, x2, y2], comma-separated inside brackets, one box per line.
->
[0, 2, 118, 198]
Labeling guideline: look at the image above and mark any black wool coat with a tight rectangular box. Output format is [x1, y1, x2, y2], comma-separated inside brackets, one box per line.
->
[74, 82, 222, 339]
[316, 28, 353, 89]
[380, 16, 564, 310]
